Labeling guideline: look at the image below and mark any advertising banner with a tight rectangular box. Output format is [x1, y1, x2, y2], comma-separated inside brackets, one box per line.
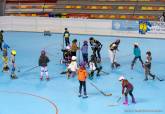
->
[139, 20, 165, 34]
[112, 20, 139, 31]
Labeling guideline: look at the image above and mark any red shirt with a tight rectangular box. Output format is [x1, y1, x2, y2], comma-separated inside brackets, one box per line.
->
[122, 79, 133, 94]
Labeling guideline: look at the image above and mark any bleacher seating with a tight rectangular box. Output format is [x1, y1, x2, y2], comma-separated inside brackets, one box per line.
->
[52, 0, 165, 20]
[4, 0, 165, 20]
[5, 0, 57, 16]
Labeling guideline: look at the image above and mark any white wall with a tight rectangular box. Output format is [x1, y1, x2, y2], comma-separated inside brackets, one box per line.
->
[0, 16, 165, 39]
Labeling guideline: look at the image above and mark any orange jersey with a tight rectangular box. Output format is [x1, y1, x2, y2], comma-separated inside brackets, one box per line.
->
[77, 68, 88, 81]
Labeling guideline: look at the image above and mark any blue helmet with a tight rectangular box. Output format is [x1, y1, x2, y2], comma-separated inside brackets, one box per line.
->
[3, 43, 10, 49]
[79, 61, 85, 67]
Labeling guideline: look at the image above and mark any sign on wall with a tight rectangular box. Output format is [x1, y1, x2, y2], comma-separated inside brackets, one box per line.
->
[139, 20, 165, 34]
[112, 20, 139, 31]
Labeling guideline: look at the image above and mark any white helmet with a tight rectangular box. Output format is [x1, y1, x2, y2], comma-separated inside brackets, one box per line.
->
[66, 45, 71, 50]
[110, 44, 116, 50]
[118, 75, 125, 81]
[134, 42, 139, 46]
[72, 56, 77, 60]
[112, 44, 116, 48]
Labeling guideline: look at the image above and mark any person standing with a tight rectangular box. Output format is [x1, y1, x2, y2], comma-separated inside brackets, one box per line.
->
[131, 43, 144, 70]
[10, 49, 17, 79]
[144, 50, 155, 81]
[77, 62, 88, 98]
[0, 30, 4, 51]
[109, 39, 120, 69]
[81, 40, 88, 65]
[38, 50, 50, 81]
[63, 28, 70, 46]
[3, 42, 10, 57]
[160, 12, 165, 22]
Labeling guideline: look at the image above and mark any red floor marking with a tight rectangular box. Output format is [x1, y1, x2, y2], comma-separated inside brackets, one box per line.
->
[0, 90, 59, 114]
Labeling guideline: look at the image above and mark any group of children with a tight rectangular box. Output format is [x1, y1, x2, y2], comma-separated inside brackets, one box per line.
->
[1, 28, 156, 102]
[109, 39, 156, 81]
[0, 31, 18, 79]
[62, 28, 157, 102]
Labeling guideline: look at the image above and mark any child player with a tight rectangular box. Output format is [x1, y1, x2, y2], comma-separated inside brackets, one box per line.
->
[81, 40, 88, 66]
[88, 55, 96, 80]
[3, 43, 10, 57]
[63, 28, 70, 46]
[109, 44, 120, 69]
[119, 76, 136, 105]
[131, 43, 144, 70]
[89, 37, 102, 59]
[144, 50, 155, 81]
[61, 45, 72, 65]
[38, 50, 50, 81]
[77, 62, 88, 98]
[95, 58, 102, 76]
[109, 39, 120, 69]
[71, 39, 79, 57]
[2, 55, 9, 73]
[67, 56, 78, 78]
[10, 49, 17, 79]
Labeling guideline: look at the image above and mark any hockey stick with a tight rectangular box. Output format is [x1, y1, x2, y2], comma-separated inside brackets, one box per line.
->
[17, 66, 21, 72]
[156, 76, 164, 81]
[23, 65, 39, 73]
[108, 96, 122, 107]
[117, 96, 122, 102]
[101, 71, 109, 75]
[89, 81, 112, 96]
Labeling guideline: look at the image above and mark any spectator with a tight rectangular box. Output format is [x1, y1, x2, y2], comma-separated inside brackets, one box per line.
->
[160, 12, 165, 22]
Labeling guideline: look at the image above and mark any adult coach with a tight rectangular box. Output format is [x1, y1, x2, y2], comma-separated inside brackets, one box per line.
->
[0, 30, 4, 51]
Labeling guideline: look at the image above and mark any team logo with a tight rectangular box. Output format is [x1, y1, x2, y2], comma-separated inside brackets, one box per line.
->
[139, 20, 151, 34]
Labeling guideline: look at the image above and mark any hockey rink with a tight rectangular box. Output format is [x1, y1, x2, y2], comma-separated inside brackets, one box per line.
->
[0, 31, 164, 114]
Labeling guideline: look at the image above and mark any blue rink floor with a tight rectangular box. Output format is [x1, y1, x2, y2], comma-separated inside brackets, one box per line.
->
[0, 32, 165, 114]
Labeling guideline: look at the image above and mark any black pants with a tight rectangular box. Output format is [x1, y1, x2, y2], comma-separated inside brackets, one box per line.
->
[93, 48, 101, 59]
[79, 81, 86, 95]
[96, 66, 102, 75]
[0, 42, 2, 51]
[82, 53, 88, 63]
[144, 64, 155, 79]
[71, 51, 76, 57]
[65, 38, 70, 46]
[125, 88, 133, 97]
[131, 56, 143, 68]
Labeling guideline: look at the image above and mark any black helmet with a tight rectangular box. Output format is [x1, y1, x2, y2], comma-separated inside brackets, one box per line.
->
[146, 51, 151, 56]
[65, 28, 67, 30]
[72, 39, 77, 43]
[89, 37, 94, 41]
[116, 39, 120, 44]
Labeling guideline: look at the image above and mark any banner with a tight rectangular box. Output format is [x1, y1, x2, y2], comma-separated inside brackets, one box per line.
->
[139, 20, 165, 34]
[149, 21, 165, 34]
[112, 20, 139, 31]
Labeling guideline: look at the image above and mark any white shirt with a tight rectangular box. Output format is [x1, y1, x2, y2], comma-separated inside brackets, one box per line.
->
[89, 61, 96, 71]
[68, 61, 78, 72]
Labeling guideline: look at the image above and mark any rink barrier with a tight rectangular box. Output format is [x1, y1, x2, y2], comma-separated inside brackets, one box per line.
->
[0, 16, 165, 39]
